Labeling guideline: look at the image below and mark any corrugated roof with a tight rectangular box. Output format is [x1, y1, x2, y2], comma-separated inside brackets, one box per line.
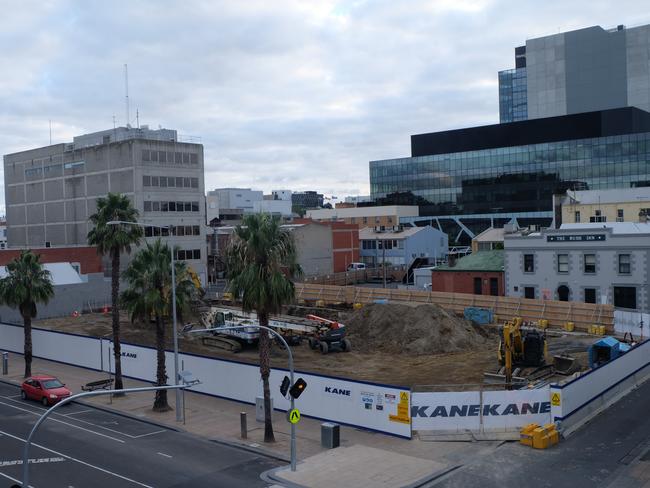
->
[0, 262, 83, 286]
[473, 227, 505, 242]
[435, 250, 504, 272]
[359, 226, 426, 240]
[559, 222, 650, 234]
[566, 187, 650, 205]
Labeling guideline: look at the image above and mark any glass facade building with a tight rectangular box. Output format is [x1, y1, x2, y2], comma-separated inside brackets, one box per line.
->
[370, 108, 650, 241]
[498, 68, 528, 123]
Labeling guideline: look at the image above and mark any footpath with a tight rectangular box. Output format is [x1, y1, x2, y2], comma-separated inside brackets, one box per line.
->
[1, 352, 500, 487]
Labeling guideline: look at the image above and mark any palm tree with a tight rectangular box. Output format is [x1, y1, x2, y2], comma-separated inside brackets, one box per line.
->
[87, 193, 142, 392]
[225, 213, 301, 443]
[121, 239, 197, 412]
[0, 251, 54, 377]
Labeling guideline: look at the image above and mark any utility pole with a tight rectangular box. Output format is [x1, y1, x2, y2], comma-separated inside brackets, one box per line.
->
[382, 240, 386, 288]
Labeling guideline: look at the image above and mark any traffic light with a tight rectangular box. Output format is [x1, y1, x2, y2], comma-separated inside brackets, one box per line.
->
[289, 378, 307, 399]
[280, 375, 291, 397]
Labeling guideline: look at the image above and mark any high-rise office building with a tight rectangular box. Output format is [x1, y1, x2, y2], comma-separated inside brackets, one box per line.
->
[3, 126, 207, 283]
[370, 23, 650, 245]
[499, 24, 650, 123]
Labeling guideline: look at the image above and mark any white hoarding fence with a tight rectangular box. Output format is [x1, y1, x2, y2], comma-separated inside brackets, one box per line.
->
[550, 338, 650, 436]
[412, 388, 551, 433]
[1, 322, 411, 438]
[614, 310, 650, 338]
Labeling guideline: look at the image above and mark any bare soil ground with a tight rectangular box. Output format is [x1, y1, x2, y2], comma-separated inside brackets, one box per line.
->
[35, 308, 593, 388]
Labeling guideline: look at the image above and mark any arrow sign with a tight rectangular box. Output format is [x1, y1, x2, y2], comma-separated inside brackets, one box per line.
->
[288, 408, 301, 424]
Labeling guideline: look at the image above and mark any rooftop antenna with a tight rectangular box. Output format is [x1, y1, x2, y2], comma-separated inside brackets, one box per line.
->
[49, 120, 52, 145]
[136, 108, 140, 129]
[124, 63, 130, 128]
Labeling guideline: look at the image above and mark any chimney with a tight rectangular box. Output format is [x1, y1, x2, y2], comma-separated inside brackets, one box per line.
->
[448, 254, 457, 268]
[639, 210, 648, 224]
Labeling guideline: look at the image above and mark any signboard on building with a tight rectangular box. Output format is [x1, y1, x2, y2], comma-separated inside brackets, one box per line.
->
[547, 234, 605, 242]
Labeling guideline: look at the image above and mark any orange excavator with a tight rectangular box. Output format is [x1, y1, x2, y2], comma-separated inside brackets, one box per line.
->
[305, 314, 352, 355]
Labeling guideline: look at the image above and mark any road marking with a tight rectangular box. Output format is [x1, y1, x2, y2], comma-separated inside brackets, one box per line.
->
[0, 401, 125, 444]
[0, 457, 66, 466]
[0, 394, 165, 439]
[133, 430, 166, 438]
[0, 428, 153, 487]
[63, 409, 94, 416]
[156, 452, 172, 458]
[0, 470, 31, 487]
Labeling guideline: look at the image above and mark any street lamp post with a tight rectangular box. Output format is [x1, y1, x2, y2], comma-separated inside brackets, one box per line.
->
[107, 220, 182, 422]
[189, 324, 298, 471]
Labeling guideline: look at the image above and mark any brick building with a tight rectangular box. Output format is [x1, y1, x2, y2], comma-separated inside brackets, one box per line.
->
[0, 246, 103, 275]
[294, 219, 359, 272]
[430, 250, 504, 296]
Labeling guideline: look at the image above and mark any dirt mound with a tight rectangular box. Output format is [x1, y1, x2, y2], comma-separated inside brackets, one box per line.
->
[344, 303, 487, 355]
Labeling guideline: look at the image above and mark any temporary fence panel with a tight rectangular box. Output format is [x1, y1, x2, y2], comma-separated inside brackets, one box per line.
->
[412, 388, 551, 433]
[614, 310, 650, 338]
[0, 323, 410, 438]
[550, 339, 650, 436]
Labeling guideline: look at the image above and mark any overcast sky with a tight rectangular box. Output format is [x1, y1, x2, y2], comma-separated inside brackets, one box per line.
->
[1, 0, 649, 209]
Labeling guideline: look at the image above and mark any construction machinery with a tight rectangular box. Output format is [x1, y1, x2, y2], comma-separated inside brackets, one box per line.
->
[305, 314, 352, 355]
[484, 317, 550, 387]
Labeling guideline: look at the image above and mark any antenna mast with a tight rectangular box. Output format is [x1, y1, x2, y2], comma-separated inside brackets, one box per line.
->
[124, 63, 130, 128]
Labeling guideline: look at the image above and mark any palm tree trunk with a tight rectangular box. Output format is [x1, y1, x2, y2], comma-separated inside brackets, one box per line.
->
[23, 312, 32, 378]
[258, 311, 275, 443]
[153, 313, 170, 412]
[111, 250, 124, 394]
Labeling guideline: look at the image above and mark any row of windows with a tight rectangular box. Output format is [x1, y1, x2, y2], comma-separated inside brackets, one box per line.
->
[522, 285, 637, 309]
[143, 175, 199, 189]
[523, 253, 631, 274]
[361, 239, 404, 250]
[142, 150, 198, 165]
[176, 249, 201, 260]
[144, 225, 201, 237]
[143, 201, 200, 213]
[574, 209, 627, 223]
[25, 161, 85, 178]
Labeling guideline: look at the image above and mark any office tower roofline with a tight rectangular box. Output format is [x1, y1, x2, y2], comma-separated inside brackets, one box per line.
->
[411, 107, 650, 157]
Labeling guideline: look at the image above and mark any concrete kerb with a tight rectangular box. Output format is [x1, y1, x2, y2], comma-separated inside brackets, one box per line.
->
[0, 377, 290, 464]
[261, 462, 464, 488]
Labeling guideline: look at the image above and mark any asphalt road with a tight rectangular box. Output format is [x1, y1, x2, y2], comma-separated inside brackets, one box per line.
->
[0, 382, 280, 488]
[432, 379, 650, 488]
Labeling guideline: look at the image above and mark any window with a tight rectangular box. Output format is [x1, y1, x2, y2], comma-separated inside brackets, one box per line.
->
[474, 277, 482, 295]
[144, 201, 152, 212]
[524, 287, 535, 299]
[177, 250, 186, 260]
[161, 201, 169, 212]
[152, 201, 160, 212]
[176, 177, 184, 188]
[150, 150, 158, 162]
[574, 211, 581, 223]
[160, 176, 167, 188]
[363, 217, 368, 224]
[584, 288, 596, 304]
[617, 209, 624, 222]
[64, 161, 84, 170]
[191, 177, 199, 188]
[614, 286, 636, 309]
[161, 227, 169, 237]
[151, 176, 159, 187]
[583, 254, 596, 273]
[193, 225, 200, 236]
[153, 226, 161, 237]
[158, 151, 166, 163]
[619, 254, 631, 274]
[191, 201, 199, 212]
[169, 202, 176, 211]
[142, 150, 151, 161]
[524, 254, 534, 272]
[183, 177, 191, 188]
[177, 201, 184, 212]
[143, 175, 151, 187]
[190, 153, 198, 165]
[167, 177, 175, 187]
[175, 152, 182, 164]
[182, 153, 190, 164]
[193, 249, 201, 259]
[557, 254, 569, 273]
[145, 226, 153, 237]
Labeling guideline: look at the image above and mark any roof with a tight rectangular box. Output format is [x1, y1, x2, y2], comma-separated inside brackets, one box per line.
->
[559, 222, 650, 235]
[358, 226, 429, 240]
[563, 187, 650, 205]
[306, 205, 419, 219]
[473, 227, 505, 242]
[0, 262, 83, 286]
[435, 250, 504, 272]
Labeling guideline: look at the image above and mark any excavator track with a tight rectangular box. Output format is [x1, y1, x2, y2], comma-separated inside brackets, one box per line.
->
[201, 335, 243, 353]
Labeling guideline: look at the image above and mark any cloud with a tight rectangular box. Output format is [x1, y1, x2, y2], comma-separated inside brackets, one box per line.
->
[1, 0, 650, 212]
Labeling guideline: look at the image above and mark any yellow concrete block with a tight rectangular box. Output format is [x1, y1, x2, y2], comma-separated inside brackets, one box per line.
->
[564, 322, 575, 332]
[539, 319, 549, 330]
[353, 302, 363, 310]
[315, 300, 325, 308]
[519, 423, 538, 447]
[598, 325, 606, 335]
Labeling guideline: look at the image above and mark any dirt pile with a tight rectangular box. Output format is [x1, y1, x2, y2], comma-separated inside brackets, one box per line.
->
[344, 303, 488, 355]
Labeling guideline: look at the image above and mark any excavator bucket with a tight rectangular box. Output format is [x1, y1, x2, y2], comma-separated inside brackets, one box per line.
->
[553, 354, 578, 375]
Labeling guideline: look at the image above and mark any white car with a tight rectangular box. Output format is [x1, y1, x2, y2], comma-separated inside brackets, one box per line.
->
[347, 262, 366, 271]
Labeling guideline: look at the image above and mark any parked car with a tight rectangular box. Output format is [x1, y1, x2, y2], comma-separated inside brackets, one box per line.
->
[347, 262, 366, 271]
[21, 375, 71, 406]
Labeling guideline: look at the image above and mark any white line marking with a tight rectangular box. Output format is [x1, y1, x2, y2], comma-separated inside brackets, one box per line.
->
[0, 401, 125, 444]
[0, 470, 31, 487]
[63, 409, 94, 416]
[0, 428, 153, 487]
[156, 452, 172, 458]
[0, 456, 66, 467]
[133, 430, 166, 438]
[6, 394, 22, 399]
[0, 394, 165, 439]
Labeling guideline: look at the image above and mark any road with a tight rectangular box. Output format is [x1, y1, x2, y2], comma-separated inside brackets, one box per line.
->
[0, 382, 280, 487]
[432, 379, 650, 488]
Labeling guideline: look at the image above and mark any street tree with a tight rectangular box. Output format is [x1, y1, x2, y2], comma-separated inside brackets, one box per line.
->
[121, 239, 197, 412]
[88, 193, 142, 392]
[0, 251, 54, 377]
[225, 213, 301, 442]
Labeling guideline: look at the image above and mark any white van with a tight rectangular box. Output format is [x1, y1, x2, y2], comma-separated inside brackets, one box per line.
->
[347, 262, 366, 271]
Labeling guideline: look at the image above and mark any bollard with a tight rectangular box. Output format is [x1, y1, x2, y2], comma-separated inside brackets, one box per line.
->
[240, 412, 248, 439]
[321, 422, 340, 449]
[2, 352, 7, 375]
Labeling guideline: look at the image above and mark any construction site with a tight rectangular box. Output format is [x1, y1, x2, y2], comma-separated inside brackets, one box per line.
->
[32, 282, 616, 389]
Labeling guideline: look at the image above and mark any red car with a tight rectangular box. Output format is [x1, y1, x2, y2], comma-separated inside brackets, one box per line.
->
[21, 375, 72, 406]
